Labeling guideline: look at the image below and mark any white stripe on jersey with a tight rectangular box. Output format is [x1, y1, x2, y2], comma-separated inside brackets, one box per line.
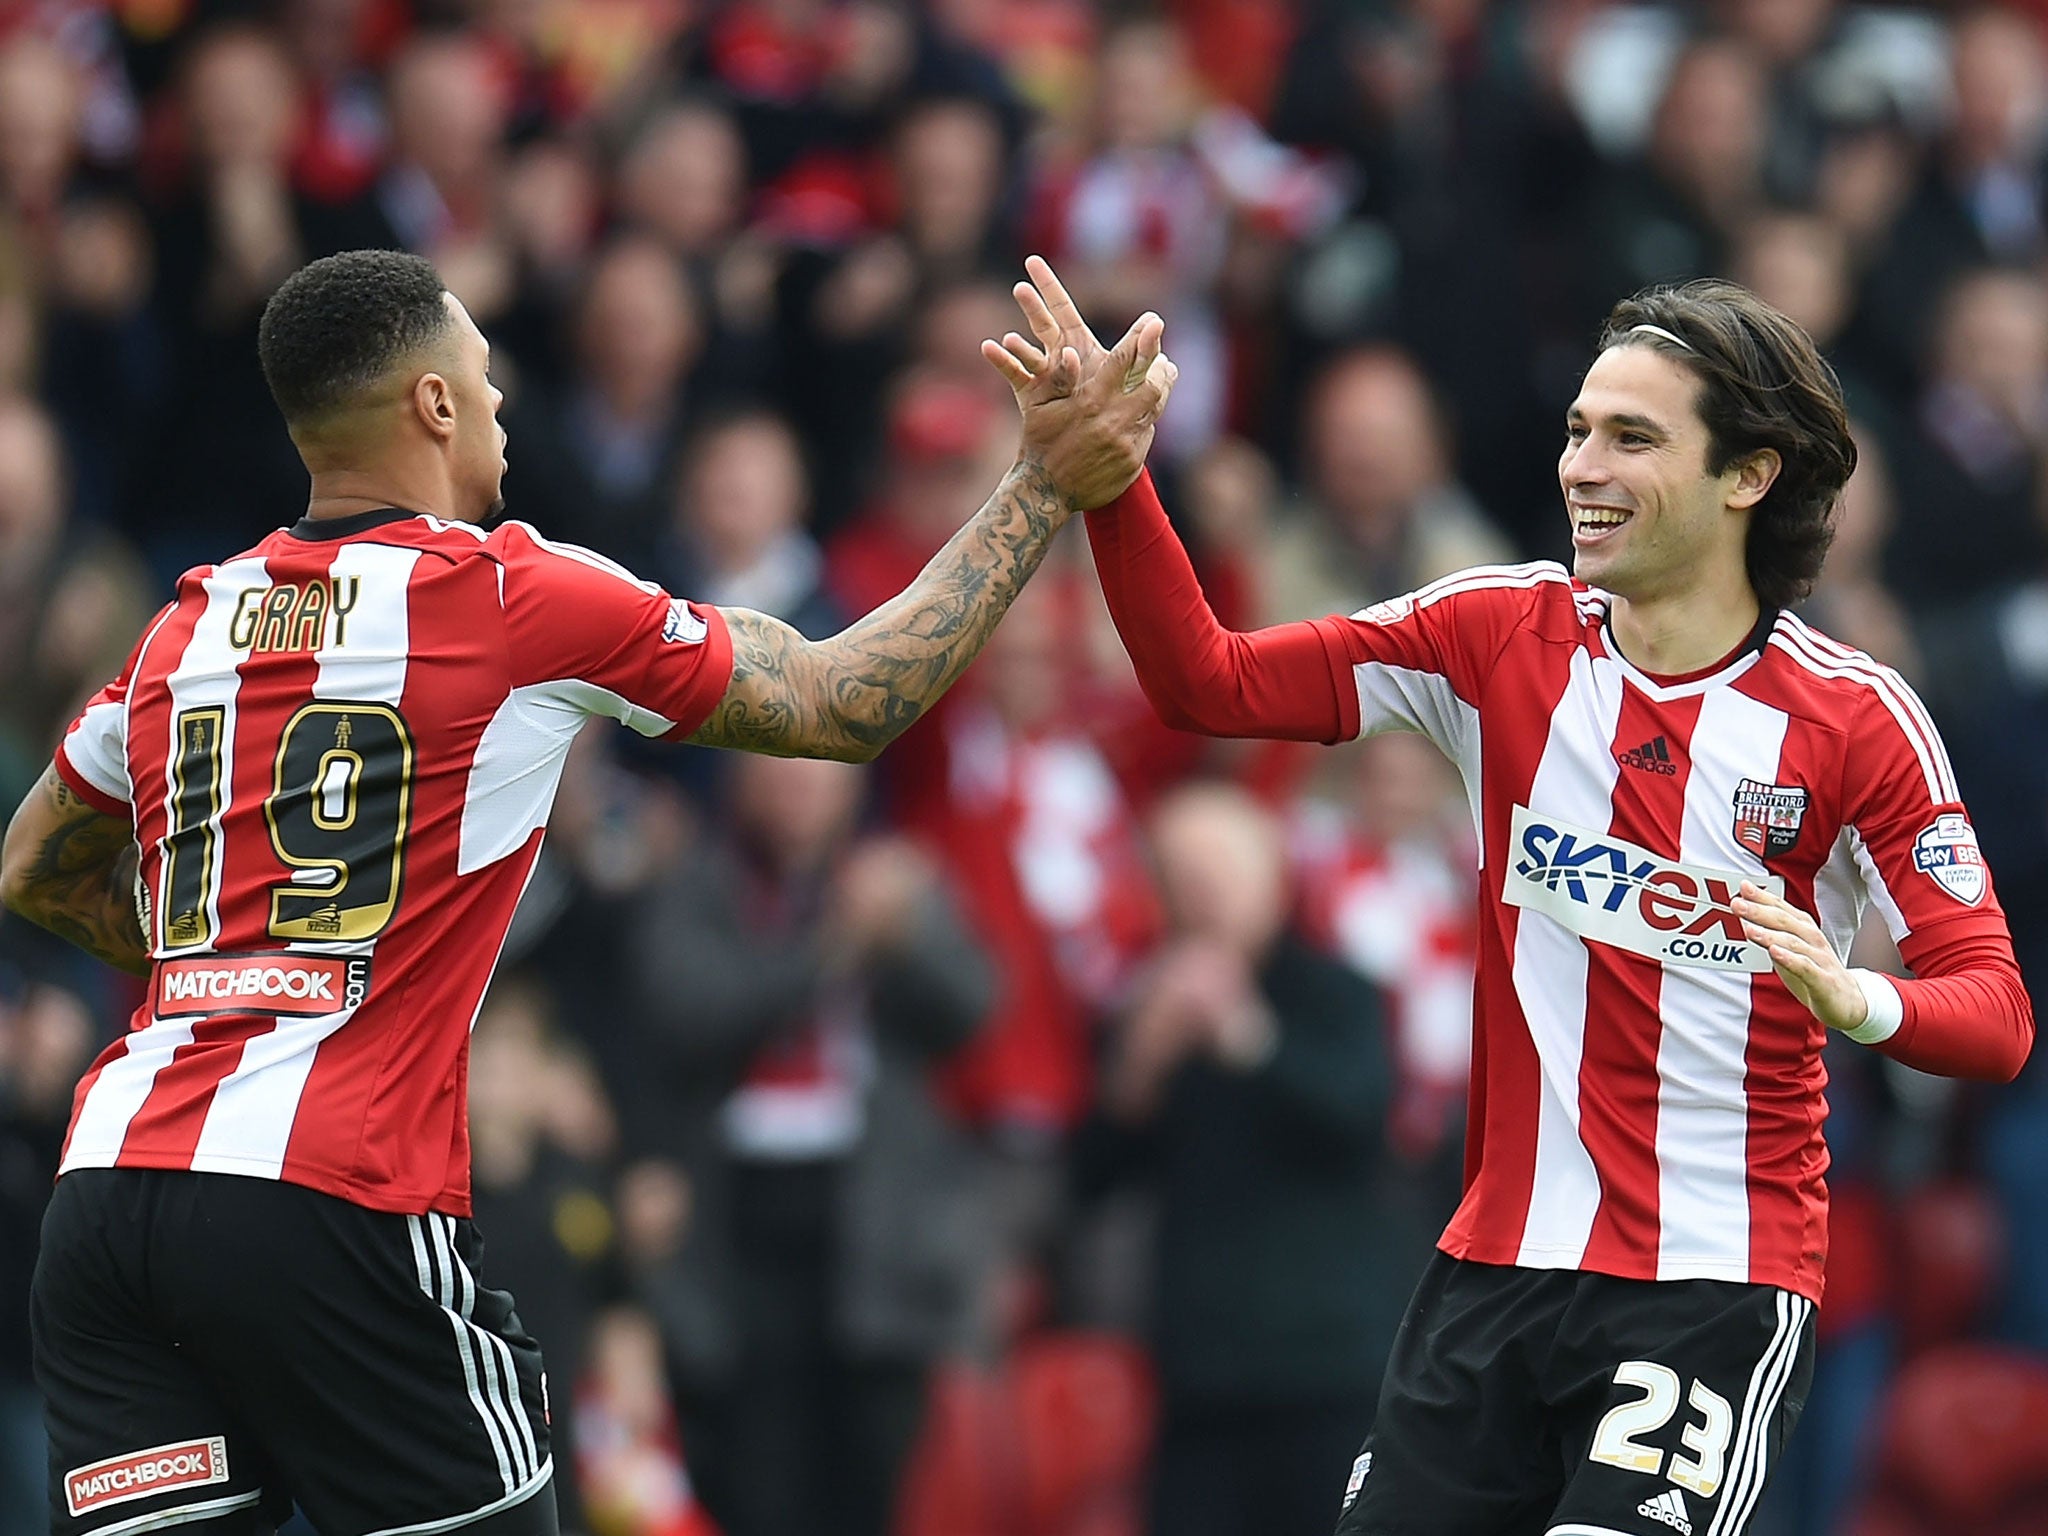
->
[189, 545, 422, 1178]
[1809, 827, 1871, 961]
[1350, 662, 1485, 852]
[1769, 625, 1957, 803]
[58, 604, 180, 806]
[1511, 646, 1625, 1267]
[1655, 688, 1783, 1278]
[59, 1021, 198, 1170]
[1405, 561, 1570, 613]
[1847, 828, 1908, 943]
[156, 559, 265, 955]
[458, 678, 675, 875]
[64, 563, 265, 1172]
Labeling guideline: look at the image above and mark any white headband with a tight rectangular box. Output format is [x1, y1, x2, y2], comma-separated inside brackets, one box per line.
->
[1629, 323, 1693, 352]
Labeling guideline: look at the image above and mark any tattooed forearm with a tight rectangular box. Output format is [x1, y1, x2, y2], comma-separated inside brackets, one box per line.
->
[688, 457, 1074, 760]
[1, 768, 150, 974]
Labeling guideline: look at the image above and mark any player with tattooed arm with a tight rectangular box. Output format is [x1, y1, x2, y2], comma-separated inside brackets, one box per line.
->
[0, 249, 1174, 1536]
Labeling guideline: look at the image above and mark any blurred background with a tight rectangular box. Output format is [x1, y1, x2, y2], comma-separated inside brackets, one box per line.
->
[3, 1, 2048, 1534]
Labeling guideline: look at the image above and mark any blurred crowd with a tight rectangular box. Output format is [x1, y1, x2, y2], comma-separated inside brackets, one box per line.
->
[5, 1, 2048, 1534]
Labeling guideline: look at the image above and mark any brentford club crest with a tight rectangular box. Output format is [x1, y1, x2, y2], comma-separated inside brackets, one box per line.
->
[1732, 779, 1808, 859]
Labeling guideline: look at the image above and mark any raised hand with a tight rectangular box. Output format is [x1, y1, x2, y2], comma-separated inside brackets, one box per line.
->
[981, 255, 1177, 510]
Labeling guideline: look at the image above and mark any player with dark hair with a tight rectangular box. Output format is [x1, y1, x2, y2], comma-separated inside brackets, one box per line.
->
[0, 249, 1175, 1536]
[992, 264, 2034, 1536]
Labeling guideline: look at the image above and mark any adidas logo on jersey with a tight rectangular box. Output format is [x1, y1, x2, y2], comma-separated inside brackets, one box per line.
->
[1617, 736, 1676, 774]
[1638, 1488, 1692, 1535]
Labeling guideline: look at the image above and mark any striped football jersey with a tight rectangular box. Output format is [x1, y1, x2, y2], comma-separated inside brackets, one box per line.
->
[53, 509, 734, 1215]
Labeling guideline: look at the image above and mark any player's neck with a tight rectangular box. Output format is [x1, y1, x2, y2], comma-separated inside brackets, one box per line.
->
[1607, 574, 1761, 679]
[303, 465, 473, 525]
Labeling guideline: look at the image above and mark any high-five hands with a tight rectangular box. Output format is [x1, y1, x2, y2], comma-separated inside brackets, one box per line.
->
[982, 254, 1177, 510]
[1732, 881, 1869, 1032]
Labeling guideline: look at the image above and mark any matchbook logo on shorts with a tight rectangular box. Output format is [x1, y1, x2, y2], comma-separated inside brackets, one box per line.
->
[1638, 1487, 1692, 1535]
[155, 953, 371, 1019]
[1913, 813, 1986, 906]
[1504, 805, 1783, 973]
[67, 1437, 229, 1517]
[663, 598, 708, 644]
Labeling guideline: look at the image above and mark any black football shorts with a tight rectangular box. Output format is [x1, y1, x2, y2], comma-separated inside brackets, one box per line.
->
[33, 1168, 557, 1536]
[1333, 1251, 1815, 1536]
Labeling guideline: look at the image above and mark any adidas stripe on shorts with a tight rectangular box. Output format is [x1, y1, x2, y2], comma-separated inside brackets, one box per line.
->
[1333, 1251, 1815, 1536]
[33, 1169, 556, 1536]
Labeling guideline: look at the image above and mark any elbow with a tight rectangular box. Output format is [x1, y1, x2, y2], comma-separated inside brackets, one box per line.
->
[1996, 1020, 2036, 1084]
[833, 734, 887, 766]
[0, 857, 35, 923]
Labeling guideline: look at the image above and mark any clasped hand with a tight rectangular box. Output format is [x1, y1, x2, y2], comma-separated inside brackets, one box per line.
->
[982, 255, 1179, 510]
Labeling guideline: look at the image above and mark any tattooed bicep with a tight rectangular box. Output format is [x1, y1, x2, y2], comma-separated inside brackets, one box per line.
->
[11, 765, 134, 865]
[2, 764, 149, 974]
[684, 608, 849, 759]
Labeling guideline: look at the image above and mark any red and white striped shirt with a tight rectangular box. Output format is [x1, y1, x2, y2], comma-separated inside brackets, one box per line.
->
[52, 508, 735, 1215]
[1088, 472, 2033, 1302]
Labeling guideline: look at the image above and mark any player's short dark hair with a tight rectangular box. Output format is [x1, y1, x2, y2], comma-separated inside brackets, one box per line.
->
[258, 250, 452, 426]
[1598, 280, 1856, 610]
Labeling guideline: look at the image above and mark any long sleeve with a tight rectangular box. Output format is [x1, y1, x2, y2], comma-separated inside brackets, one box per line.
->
[1087, 472, 1565, 756]
[1085, 471, 1352, 741]
[1840, 675, 2036, 1082]
[1867, 930, 2034, 1082]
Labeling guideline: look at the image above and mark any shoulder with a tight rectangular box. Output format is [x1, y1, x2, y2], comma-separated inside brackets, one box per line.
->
[1765, 612, 1930, 718]
[484, 519, 664, 595]
[1767, 613, 1957, 797]
[1349, 561, 1579, 627]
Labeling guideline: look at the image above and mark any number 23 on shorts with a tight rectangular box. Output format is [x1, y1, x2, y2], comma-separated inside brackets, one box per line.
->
[1588, 1361, 1733, 1498]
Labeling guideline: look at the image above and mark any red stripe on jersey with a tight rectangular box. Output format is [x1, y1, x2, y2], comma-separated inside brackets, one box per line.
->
[1579, 689, 1702, 1272]
[1439, 622, 1578, 1265]
[113, 1016, 278, 1165]
[1736, 692, 1833, 1296]
[119, 602, 323, 1164]
[279, 555, 504, 1211]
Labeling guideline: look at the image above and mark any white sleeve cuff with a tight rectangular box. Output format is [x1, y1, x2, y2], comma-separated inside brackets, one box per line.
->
[1842, 969, 1904, 1044]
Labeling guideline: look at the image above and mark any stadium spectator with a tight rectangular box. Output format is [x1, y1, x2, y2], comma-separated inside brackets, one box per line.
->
[0, 980, 94, 1536]
[142, 22, 396, 572]
[506, 235, 703, 567]
[619, 752, 996, 1536]
[1886, 267, 2048, 611]
[1038, 14, 1228, 460]
[1588, 35, 1772, 312]
[1858, 4, 2048, 400]
[0, 395, 151, 813]
[660, 410, 841, 640]
[1261, 346, 1514, 623]
[1074, 781, 1391, 1536]
[4, 5, 2048, 1532]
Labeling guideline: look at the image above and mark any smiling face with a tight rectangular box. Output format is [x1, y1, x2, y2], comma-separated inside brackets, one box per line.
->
[1560, 343, 1764, 605]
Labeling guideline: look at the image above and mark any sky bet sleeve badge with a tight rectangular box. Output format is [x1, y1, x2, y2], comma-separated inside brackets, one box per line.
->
[1913, 812, 1987, 905]
[1731, 779, 1809, 860]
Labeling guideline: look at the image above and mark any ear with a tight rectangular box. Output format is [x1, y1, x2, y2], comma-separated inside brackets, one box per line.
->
[413, 371, 458, 442]
[1726, 447, 1781, 511]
